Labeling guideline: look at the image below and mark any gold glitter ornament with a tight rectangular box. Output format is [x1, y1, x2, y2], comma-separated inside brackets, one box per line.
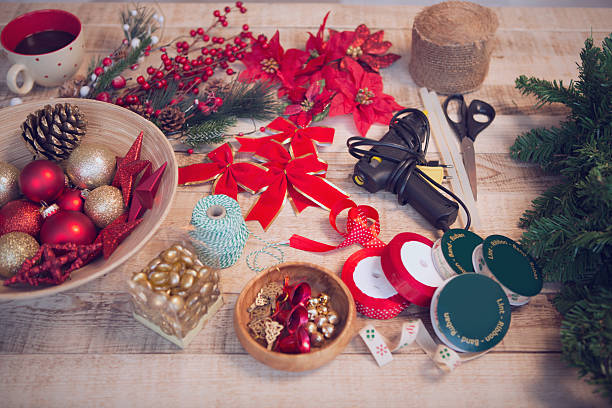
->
[65, 143, 116, 189]
[0, 232, 39, 278]
[305, 321, 318, 335]
[327, 310, 340, 325]
[314, 315, 328, 329]
[321, 322, 335, 339]
[84, 185, 125, 228]
[0, 162, 20, 207]
[310, 331, 324, 347]
[319, 293, 330, 305]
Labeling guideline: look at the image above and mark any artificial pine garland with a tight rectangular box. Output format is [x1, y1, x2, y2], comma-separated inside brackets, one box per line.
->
[510, 34, 612, 401]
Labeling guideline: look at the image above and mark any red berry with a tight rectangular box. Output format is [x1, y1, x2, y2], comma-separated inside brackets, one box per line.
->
[238, 132, 244, 137]
[161, 79, 167, 86]
[192, 88, 199, 94]
[111, 75, 127, 89]
[187, 148, 194, 155]
[224, 6, 231, 12]
[154, 71, 164, 79]
[170, 99, 178, 105]
[218, 15, 226, 22]
[204, 57, 213, 65]
[220, 61, 228, 69]
[210, 49, 217, 56]
[213, 10, 221, 17]
[197, 27, 204, 35]
[262, 43, 269, 49]
[137, 75, 146, 84]
[183, 64, 191, 71]
[182, 41, 190, 49]
[96, 92, 110, 102]
[130, 64, 139, 70]
[257, 34, 267, 43]
[147, 66, 156, 75]
[178, 81, 184, 89]
[144, 51, 150, 56]
[116, 97, 125, 106]
[221, 21, 228, 27]
[102, 57, 113, 67]
[199, 105, 211, 115]
[160, 47, 167, 52]
[242, 24, 249, 31]
[226, 68, 234, 75]
[237, 52, 245, 60]
[176, 41, 183, 48]
[142, 82, 151, 91]
[203, 34, 210, 42]
[240, 7, 247, 13]
[236, 1, 243, 7]
[259, 126, 266, 132]
[173, 73, 181, 81]
[214, 97, 223, 106]
[201, 47, 209, 55]
[132, 96, 140, 104]
[146, 107, 154, 115]
[205, 67, 214, 76]
[94, 66, 104, 76]
[190, 29, 197, 37]
[154, 109, 161, 117]
[155, 81, 163, 89]
[217, 37, 225, 44]
[193, 77, 202, 84]
[228, 55, 236, 62]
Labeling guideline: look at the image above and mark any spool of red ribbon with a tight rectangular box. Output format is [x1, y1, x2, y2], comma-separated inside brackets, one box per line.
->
[289, 199, 385, 252]
[381, 232, 444, 307]
[342, 247, 410, 319]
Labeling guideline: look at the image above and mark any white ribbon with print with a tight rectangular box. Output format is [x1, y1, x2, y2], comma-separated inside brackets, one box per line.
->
[359, 319, 489, 372]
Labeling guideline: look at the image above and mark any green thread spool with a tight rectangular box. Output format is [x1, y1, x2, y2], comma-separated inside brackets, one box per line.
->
[189, 194, 249, 269]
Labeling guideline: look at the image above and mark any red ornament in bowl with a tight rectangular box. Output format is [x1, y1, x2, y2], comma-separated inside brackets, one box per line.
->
[19, 160, 65, 203]
[40, 210, 97, 245]
[0, 199, 43, 237]
[56, 188, 85, 212]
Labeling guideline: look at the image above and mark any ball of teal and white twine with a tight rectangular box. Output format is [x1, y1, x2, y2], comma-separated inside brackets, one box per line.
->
[189, 194, 285, 271]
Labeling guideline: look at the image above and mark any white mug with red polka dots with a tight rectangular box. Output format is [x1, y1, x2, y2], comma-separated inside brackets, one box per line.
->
[1, 9, 84, 95]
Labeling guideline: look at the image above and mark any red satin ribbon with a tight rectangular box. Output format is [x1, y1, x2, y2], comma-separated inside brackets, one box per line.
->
[237, 117, 334, 157]
[289, 198, 385, 252]
[245, 140, 349, 231]
[177, 143, 267, 198]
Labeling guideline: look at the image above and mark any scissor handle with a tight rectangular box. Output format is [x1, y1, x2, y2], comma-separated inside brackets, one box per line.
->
[442, 94, 469, 140]
[465, 99, 495, 141]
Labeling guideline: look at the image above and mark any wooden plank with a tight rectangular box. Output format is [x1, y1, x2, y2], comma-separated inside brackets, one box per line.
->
[0, 353, 607, 408]
[0, 292, 562, 354]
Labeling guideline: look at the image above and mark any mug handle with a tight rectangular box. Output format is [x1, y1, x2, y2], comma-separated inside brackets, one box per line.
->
[7, 63, 34, 95]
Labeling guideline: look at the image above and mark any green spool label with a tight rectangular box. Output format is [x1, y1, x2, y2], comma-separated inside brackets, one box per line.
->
[482, 235, 542, 297]
[440, 229, 483, 275]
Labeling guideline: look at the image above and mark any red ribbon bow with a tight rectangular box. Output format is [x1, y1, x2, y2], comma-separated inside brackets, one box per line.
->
[289, 198, 385, 252]
[177, 143, 267, 198]
[237, 117, 334, 157]
[245, 140, 349, 230]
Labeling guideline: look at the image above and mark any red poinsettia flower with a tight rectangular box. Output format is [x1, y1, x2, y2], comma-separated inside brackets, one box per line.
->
[239, 31, 309, 92]
[283, 81, 335, 127]
[326, 57, 403, 136]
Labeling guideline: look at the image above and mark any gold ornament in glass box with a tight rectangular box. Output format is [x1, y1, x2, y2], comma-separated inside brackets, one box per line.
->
[128, 239, 223, 348]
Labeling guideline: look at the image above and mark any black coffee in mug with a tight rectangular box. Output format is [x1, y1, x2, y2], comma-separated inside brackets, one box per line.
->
[14, 30, 76, 55]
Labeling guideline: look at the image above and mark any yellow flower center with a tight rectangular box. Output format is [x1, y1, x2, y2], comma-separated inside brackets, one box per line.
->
[346, 45, 363, 59]
[355, 88, 375, 105]
[260, 58, 279, 73]
[301, 100, 315, 111]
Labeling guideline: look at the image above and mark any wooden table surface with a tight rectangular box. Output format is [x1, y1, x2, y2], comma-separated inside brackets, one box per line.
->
[1, 3, 611, 407]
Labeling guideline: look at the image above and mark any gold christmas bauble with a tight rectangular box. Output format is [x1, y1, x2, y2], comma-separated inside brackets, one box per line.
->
[327, 310, 340, 325]
[305, 321, 318, 335]
[84, 185, 125, 228]
[65, 143, 116, 189]
[0, 162, 20, 207]
[310, 331, 324, 347]
[0, 232, 40, 278]
[321, 322, 335, 339]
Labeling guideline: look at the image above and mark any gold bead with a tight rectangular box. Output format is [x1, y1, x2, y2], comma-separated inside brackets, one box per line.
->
[310, 331, 325, 347]
[307, 297, 319, 308]
[327, 310, 340, 325]
[318, 293, 330, 305]
[314, 315, 328, 329]
[0, 162, 20, 207]
[307, 306, 318, 321]
[316, 304, 329, 316]
[305, 321, 318, 334]
[84, 185, 125, 228]
[321, 322, 335, 339]
[0, 232, 39, 278]
[65, 143, 116, 189]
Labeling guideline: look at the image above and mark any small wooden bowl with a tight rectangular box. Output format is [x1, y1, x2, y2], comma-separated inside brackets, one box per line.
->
[0, 98, 178, 301]
[234, 262, 356, 372]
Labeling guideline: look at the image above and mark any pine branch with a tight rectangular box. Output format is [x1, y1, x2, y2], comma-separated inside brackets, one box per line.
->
[121, 4, 160, 42]
[184, 116, 237, 147]
[559, 286, 612, 403]
[509, 125, 572, 168]
[213, 80, 281, 121]
[515, 75, 581, 109]
[91, 37, 152, 97]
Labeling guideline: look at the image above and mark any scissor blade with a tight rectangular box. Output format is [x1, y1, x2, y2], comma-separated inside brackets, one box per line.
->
[461, 138, 478, 200]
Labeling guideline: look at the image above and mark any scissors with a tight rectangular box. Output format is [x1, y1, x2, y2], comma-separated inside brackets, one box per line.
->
[442, 94, 496, 200]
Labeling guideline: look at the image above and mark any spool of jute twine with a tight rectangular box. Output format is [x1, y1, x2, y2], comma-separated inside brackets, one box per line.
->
[408, 1, 499, 94]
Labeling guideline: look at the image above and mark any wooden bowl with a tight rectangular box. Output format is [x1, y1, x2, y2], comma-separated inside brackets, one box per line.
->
[234, 262, 356, 371]
[0, 98, 178, 301]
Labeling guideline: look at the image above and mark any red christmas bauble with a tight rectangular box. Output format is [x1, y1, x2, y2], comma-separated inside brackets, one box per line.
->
[0, 199, 43, 237]
[56, 188, 85, 212]
[40, 210, 97, 245]
[19, 160, 65, 203]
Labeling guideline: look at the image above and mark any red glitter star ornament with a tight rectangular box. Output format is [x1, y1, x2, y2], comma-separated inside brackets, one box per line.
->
[134, 161, 167, 209]
[112, 131, 150, 205]
[95, 213, 143, 259]
[4, 242, 102, 287]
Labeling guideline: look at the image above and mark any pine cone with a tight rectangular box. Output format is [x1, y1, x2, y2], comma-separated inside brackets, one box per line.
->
[58, 75, 87, 98]
[21, 103, 87, 161]
[157, 106, 186, 134]
[204, 78, 230, 95]
[129, 104, 152, 120]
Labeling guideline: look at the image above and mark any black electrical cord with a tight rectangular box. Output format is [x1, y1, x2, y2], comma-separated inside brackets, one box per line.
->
[347, 108, 471, 231]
